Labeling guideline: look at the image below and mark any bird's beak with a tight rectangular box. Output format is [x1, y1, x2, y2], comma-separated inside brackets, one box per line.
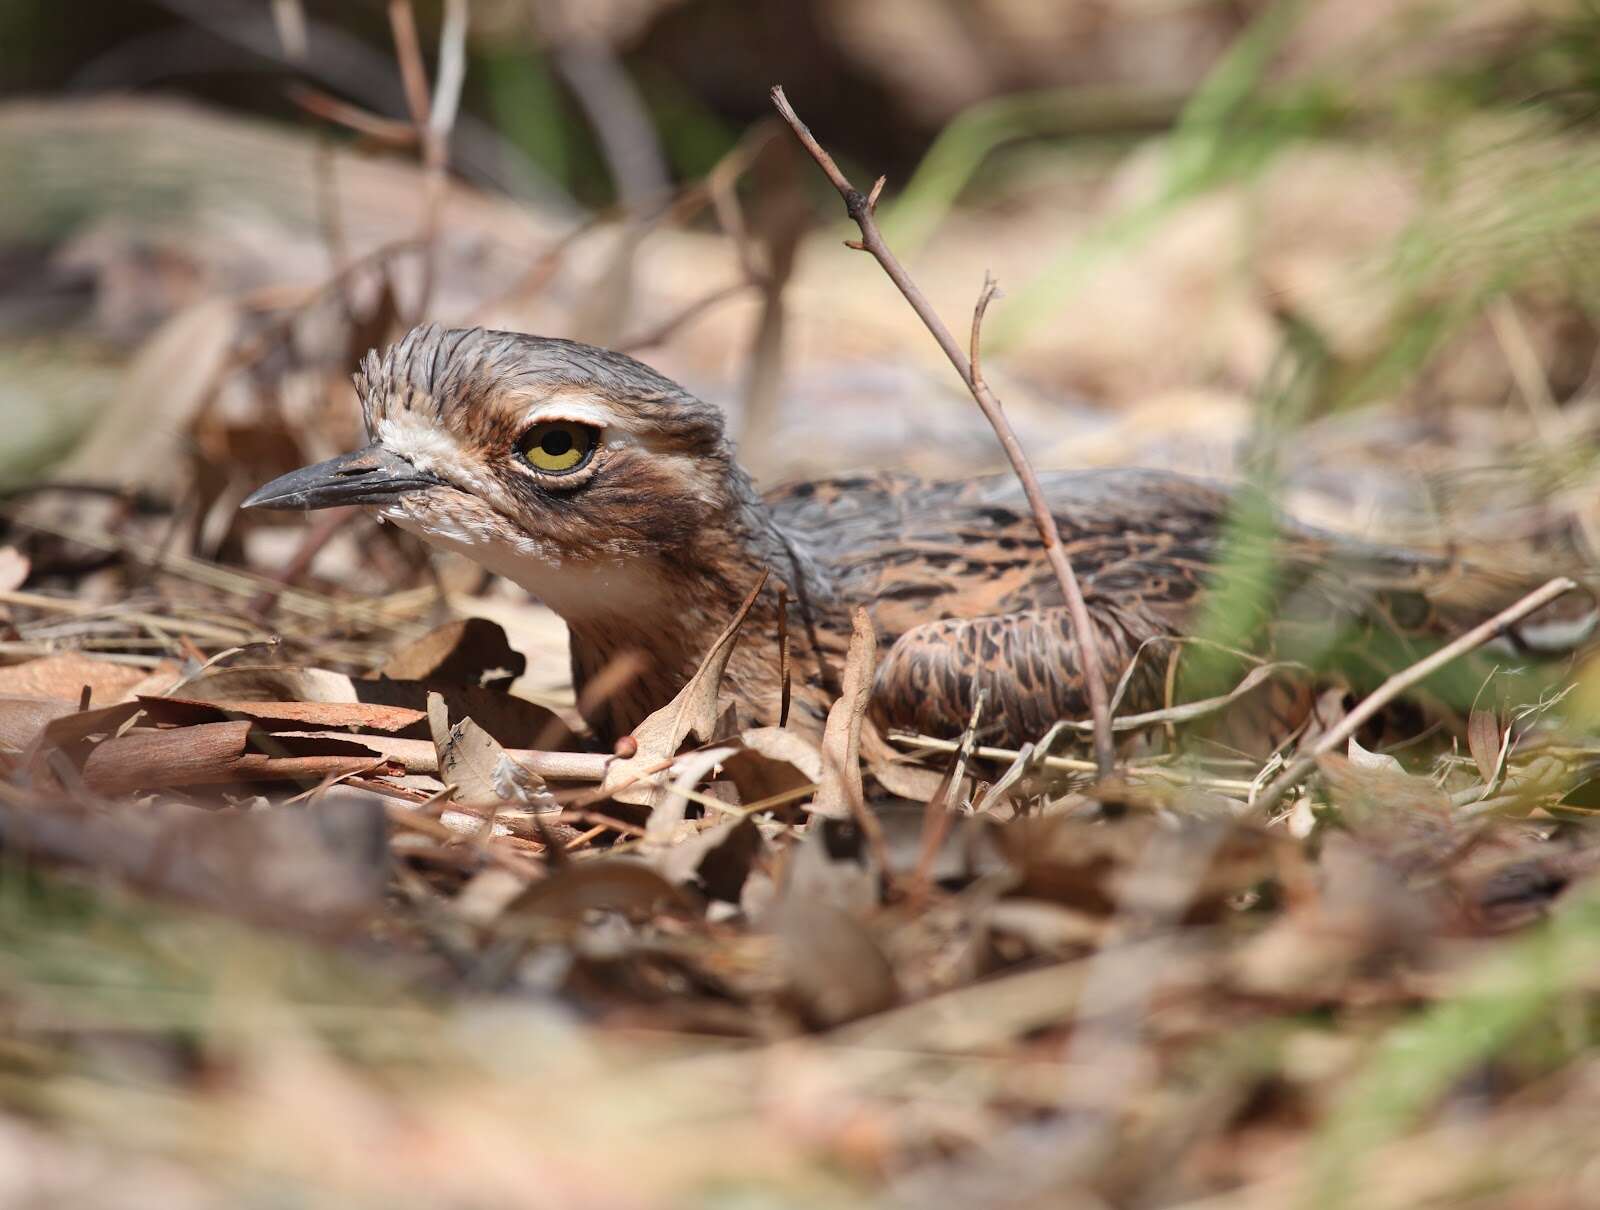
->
[240, 444, 445, 512]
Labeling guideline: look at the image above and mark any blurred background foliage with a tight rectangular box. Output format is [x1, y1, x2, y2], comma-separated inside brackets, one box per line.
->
[10, 0, 1600, 513]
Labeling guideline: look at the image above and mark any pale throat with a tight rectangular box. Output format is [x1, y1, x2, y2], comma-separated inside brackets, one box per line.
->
[375, 498, 741, 687]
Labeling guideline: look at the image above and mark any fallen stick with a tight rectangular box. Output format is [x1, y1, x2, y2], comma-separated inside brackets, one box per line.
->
[770, 85, 1117, 780]
[1250, 575, 1580, 817]
[295, 732, 613, 781]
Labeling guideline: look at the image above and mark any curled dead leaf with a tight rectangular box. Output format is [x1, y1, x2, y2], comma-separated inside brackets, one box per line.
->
[601, 571, 768, 809]
[651, 815, 765, 902]
[427, 692, 552, 810]
[722, 726, 822, 808]
[80, 721, 401, 794]
[812, 606, 876, 821]
[1467, 707, 1503, 784]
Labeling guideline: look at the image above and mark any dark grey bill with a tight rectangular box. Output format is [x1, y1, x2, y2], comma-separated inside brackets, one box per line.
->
[240, 445, 445, 511]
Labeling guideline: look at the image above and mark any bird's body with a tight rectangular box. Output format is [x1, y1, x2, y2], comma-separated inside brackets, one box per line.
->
[244, 325, 1592, 752]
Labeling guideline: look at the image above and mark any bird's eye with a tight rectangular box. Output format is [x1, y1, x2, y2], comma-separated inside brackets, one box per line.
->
[518, 421, 598, 475]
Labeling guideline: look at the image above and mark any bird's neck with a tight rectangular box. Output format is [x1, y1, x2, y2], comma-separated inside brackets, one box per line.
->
[529, 469, 831, 741]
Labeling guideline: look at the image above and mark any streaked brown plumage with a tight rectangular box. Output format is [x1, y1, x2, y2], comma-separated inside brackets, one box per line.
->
[243, 324, 1593, 751]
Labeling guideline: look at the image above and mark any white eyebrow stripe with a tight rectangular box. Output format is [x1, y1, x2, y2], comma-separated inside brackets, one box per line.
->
[523, 398, 621, 428]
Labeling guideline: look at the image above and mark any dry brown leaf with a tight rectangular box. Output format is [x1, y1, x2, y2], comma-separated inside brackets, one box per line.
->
[0, 697, 77, 752]
[1345, 736, 1404, 773]
[1467, 707, 1502, 784]
[867, 759, 959, 803]
[651, 815, 765, 902]
[722, 726, 823, 805]
[179, 665, 366, 704]
[601, 571, 768, 809]
[38, 700, 146, 751]
[81, 721, 400, 794]
[811, 606, 875, 821]
[427, 692, 550, 810]
[643, 744, 741, 847]
[381, 617, 527, 689]
[367, 680, 568, 750]
[0, 653, 168, 703]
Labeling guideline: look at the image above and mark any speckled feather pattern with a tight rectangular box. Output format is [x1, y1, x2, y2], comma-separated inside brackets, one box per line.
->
[348, 325, 1591, 750]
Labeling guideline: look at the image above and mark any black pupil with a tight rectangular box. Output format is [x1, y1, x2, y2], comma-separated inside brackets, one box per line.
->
[540, 429, 575, 457]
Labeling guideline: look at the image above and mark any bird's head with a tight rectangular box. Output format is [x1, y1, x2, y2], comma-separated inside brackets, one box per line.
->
[243, 325, 747, 613]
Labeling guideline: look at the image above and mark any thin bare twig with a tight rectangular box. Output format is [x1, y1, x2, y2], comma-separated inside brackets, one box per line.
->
[385, 0, 468, 321]
[970, 273, 1000, 394]
[429, 0, 470, 142]
[386, 0, 431, 129]
[1251, 575, 1580, 816]
[770, 86, 1116, 778]
[776, 585, 792, 728]
[289, 83, 419, 146]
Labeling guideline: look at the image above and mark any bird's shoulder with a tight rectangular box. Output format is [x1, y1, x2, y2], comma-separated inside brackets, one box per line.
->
[763, 466, 1238, 620]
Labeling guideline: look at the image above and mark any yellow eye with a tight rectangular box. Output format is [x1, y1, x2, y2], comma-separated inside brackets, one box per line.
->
[518, 421, 597, 475]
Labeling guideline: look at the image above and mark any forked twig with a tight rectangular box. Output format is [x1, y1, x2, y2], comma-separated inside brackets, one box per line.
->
[769, 86, 1116, 778]
[1250, 575, 1579, 817]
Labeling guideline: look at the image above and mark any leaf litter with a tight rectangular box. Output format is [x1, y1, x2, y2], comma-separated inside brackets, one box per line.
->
[10, 21, 1600, 1202]
[6, 510, 1600, 1210]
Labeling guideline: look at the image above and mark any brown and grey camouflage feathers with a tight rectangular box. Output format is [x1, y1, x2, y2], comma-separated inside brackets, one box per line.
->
[338, 324, 1592, 751]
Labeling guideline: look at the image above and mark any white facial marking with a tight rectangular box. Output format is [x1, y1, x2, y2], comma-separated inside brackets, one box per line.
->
[375, 496, 664, 621]
[375, 412, 459, 474]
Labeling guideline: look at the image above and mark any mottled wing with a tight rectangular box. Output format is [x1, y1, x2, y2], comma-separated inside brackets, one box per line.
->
[870, 602, 1181, 742]
[770, 469, 1240, 742]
